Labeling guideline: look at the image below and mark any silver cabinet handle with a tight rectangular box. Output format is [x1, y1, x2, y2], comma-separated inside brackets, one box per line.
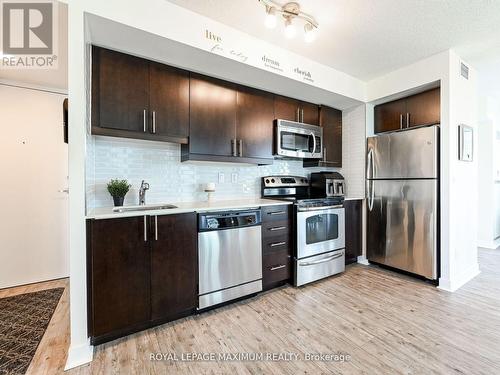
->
[152, 111, 156, 134]
[268, 211, 286, 215]
[143, 216, 148, 242]
[406, 113, 410, 128]
[399, 114, 403, 129]
[143, 109, 147, 132]
[300, 253, 343, 266]
[269, 226, 287, 231]
[323, 147, 327, 162]
[270, 241, 286, 247]
[154, 215, 158, 241]
[231, 139, 237, 157]
[296, 107, 300, 122]
[270, 264, 286, 271]
[301, 108, 304, 122]
[237, 139, 242, 157]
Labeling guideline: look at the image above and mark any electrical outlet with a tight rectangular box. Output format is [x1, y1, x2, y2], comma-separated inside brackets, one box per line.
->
[218, 172, 225, 183]
[231, 173, 238, 184]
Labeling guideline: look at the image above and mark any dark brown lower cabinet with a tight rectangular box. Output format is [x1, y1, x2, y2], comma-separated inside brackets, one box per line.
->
[87, 213, 197, 344]
[151, 213, 197, 322]
[345, 199, 363, 264]
[261, 205, 293, 290]
[87, 216, 151, 341]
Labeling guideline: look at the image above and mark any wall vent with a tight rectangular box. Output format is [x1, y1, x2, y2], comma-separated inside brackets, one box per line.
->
[460, 62, 469, 80]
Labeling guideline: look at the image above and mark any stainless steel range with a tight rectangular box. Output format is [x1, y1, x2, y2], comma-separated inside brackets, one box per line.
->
[262, 176, 346, 286]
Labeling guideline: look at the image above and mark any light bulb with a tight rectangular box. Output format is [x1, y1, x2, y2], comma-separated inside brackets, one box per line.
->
[304, 23, 317, 43]
[265, 7, 277, 29]
[284, 18, 296, 39]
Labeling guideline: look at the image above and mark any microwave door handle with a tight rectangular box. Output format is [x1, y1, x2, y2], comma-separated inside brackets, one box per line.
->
[310, 132, 317, 157]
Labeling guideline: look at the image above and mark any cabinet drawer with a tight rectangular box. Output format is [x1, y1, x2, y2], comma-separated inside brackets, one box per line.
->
[262, 220, 290, 238]
[263, 250, 291, 287]
[262, 235, 291, 254]
[262, 205, 292, 222]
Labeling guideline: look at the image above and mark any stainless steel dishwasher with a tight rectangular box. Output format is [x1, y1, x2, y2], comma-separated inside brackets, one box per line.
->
[198, 209, 262, 310]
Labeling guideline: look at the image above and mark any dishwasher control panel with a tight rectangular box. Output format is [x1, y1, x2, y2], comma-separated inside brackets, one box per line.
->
[198, 209, 262, 232]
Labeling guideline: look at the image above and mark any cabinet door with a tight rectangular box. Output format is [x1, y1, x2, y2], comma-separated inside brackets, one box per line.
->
[301, 101, 319, 125]
[345, 200, 362, 264]
[274, 95, 300, 122]
[189, 74, 236, 156]
[406, 88, 440, 128]
[92, 46, 150, 133]
[151, 213, 198, 321]
[321, 105, 342, 167]
[149, 63, 189, 141]
[89, 216, 151, 338]
[374, 99, 406, 133]
[236, 87, 274, 160]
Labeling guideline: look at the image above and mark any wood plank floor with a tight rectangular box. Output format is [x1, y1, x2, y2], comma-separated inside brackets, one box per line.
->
[7, 249, 500, 374]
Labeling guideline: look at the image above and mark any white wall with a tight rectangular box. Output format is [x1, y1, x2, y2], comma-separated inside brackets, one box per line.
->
[0, 85, 69, 288]
[342, 105, 366, 199]
[477, 95, 500, 248]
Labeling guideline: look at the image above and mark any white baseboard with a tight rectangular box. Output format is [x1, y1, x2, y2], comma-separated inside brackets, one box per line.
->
[357, 256, 370, 265]
[438, 263, 481, 292]
[65, 341, 93, 371]
[477, 238, 500, 250]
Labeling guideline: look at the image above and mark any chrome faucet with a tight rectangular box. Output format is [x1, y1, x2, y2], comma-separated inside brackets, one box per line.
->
[139, 180, 150, 205]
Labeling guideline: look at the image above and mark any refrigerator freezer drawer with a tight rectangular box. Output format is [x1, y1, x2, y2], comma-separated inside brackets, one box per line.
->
[366, 179, 438, 280]
[367, 126, 439, 179]
[294, 249, 345, 286]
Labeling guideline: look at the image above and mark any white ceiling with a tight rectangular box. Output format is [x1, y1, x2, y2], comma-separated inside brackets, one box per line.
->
[0, 2, 67, 91]
[167, 0, 500, 82]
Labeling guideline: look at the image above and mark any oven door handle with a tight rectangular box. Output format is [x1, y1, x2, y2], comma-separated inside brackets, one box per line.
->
[297, 204, 343, 212]
[299, 252, 343, 266]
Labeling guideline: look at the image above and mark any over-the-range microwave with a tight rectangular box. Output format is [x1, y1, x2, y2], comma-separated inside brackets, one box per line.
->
[274, 119, 323, 159]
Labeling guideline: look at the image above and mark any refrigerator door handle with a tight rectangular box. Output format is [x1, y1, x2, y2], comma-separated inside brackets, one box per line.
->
[367, 148, 375, 179]
[367, 180, 375, 211]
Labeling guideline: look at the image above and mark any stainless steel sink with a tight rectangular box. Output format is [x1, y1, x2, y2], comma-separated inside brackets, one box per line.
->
[112, 204, 178, 213]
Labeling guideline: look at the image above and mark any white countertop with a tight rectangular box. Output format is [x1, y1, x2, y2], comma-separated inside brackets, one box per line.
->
[87, 198, 292, 220]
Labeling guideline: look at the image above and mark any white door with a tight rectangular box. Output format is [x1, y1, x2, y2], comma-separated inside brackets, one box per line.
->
[0, 85, 69, 288]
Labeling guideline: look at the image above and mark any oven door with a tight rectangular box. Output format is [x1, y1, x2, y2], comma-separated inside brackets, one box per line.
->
[296, 207, 345, 259]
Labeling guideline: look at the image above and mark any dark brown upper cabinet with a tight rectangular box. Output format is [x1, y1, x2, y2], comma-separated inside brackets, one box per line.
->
[151, 213, 197, 322]
[374, 87, 440, 134]
[274, 95, 319, 125]
[91, 46, 189, 143]
[236, 87, 274, 160]
[304, 105, 342, 168]
[182, 74, 273, 165]
[187, 74, 237, 157]
[405, 88, 440, 128]
[149, 62, 190, 140]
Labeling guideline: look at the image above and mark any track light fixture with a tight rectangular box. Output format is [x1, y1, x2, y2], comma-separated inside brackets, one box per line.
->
[258, 1, 318, 42]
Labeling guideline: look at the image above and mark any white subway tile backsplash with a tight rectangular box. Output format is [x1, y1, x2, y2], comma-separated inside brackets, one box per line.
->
[85, 106, 367, 211]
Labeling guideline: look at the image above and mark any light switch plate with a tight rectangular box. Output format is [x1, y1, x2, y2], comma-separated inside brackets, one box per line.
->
[218, 172, 225, 183]
[231, 173, 238, 183]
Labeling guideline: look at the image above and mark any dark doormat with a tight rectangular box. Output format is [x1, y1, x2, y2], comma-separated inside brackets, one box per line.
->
[0, 288, 64, 375]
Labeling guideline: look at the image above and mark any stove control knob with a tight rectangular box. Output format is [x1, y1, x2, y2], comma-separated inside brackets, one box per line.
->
[271, 178, 275, 183]
[265, 179, 270, 184]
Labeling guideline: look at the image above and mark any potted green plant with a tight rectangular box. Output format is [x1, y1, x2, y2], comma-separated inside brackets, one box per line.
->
[107, 179, 131, 207]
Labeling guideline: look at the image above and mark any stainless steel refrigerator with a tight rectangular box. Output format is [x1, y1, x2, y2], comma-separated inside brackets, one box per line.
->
[366, 126, 439, 280]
